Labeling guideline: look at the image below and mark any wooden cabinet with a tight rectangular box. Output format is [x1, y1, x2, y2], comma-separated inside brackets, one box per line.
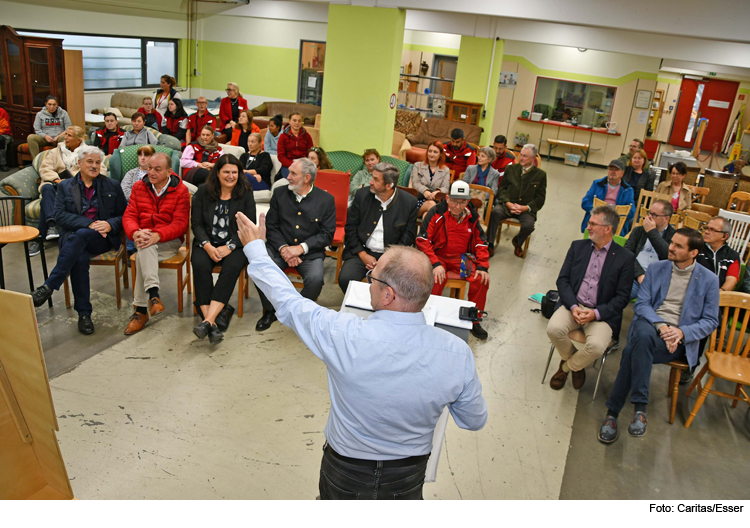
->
[0, 26, 66, 144]
[444, 99, 483, 126]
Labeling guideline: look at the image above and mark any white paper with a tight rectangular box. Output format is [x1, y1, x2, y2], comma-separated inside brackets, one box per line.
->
[707, 100, 730, 109]
[637, 110, 648, 124]
[307, 76, 317, 88]
[635, 90, 651, 109]
[425, 407, 450, 483]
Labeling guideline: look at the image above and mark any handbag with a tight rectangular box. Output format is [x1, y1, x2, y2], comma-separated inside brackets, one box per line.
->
[459, 253, 477, 279]
[541, 290, 559, 319]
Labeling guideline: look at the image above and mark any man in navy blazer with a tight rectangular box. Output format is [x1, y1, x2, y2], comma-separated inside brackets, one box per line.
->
[547, 205, 635, 390]
[599, 228, 719, 443]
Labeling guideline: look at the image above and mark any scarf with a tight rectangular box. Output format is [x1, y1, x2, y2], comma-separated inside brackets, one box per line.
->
[60, 143, 82, 173]
[197, 135, 219, 152]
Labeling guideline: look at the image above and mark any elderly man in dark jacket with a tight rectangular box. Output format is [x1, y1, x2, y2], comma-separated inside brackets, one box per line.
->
[31, 145, 127, 334]
[255, 157, 336, 331]
[339, 162, 418, 294]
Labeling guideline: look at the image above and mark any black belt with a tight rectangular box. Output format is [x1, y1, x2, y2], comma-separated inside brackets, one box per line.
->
[324, 444, 430, 469]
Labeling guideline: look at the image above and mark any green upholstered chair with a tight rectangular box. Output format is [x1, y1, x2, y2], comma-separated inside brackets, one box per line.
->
[120, 125, 182, 151]
[328, 151, 413, 187]
[108, 145, 180, 183]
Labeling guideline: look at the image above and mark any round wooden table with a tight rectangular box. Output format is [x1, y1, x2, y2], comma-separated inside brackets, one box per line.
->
[0, 225, 44, 292]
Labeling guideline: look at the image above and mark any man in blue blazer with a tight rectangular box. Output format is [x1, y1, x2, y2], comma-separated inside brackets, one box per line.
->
[598, 228, 720, 443]
[580, 160, 635, 236]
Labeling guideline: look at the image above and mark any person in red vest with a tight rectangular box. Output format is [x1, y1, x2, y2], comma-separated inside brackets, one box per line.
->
[443, 128, 476, 175]
[491, 134, 515, 181]
[93, 112, 125, 157]
[180, 125, 224, 186]
[162, 98, 189, 145]
[219, 82, 248, 141]
[137, 96, 163, 132]
[186, 96, 217, 144]
[0, 106, 11, 171]
[416, 180, 490, 340]
[276, 112, 314, 179]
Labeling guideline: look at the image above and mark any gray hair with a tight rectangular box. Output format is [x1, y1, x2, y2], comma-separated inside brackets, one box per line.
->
[479, 146, 496, 162]
[151, 151, 172, 169]
[711, 216, 731, 234]
[248, 132, 262, 145]
[76, 144, 105, 162]
[373, 162, 399, 188]
[294, 157, 318, 183]
[378, 246, 433, 311]
[522, 143, 538, 157]
[591, 205, 620, 233]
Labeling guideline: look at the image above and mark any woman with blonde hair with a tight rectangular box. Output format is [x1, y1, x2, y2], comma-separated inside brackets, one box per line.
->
[623, 148, 654, 203]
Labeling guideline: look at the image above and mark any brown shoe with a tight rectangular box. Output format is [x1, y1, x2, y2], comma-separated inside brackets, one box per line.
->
[572, 368, 586, 389]
[550, 361, 568, 390]
[488, 245, 495, 257]
[125, 312, 149, 335]
[514, 246, 525, 258]
[149, 297, 164, 316]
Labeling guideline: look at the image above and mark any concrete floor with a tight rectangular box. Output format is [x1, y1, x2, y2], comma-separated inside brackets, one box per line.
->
[2, 155, 749, 499]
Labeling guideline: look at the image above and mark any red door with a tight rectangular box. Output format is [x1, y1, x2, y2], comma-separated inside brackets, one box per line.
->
[669, 78, 702, 149]
[670, 78, 738, 150]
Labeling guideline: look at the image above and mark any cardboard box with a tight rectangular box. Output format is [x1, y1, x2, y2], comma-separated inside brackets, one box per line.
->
[564, 153, 581, 166]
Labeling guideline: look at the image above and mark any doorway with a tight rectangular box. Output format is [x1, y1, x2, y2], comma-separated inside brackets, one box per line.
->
[669, 77, 739, 150]
[298, 40, 325, 106]
[430, 55, 457, 98]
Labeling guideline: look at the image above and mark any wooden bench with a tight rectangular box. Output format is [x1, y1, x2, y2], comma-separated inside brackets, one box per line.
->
[546, 139, 592, 167]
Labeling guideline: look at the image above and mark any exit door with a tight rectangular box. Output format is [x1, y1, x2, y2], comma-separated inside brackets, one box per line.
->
[669, 78, 739, 150]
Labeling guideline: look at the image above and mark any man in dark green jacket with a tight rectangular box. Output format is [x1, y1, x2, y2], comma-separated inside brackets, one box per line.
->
[487, 144, 547, 257]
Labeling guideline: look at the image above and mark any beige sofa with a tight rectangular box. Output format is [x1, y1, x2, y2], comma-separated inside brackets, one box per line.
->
[91, 92, 155, 126]
[251, 101, 321, 126]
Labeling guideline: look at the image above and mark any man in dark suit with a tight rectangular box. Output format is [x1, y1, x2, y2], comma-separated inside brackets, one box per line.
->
[546, 205, 635, 390]
[255, 157, 336, 331]
[623, 199, 676, 300]
[339, 162, 418, 294]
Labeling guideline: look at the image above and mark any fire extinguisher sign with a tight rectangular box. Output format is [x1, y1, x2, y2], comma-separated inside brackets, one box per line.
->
[390, 94, 396, 109]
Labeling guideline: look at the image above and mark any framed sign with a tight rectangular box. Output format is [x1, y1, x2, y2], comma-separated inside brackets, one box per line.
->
[635, 90, 652, 109]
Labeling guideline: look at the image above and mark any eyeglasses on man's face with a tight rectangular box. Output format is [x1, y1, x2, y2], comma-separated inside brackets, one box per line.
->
[703, 227, 726, 235]
[365, 268, 390, 289]
[587, 221, 606, 229]
[647, 211, 670, 218]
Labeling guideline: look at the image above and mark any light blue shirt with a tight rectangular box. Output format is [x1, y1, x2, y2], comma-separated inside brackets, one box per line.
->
[264, 130, 279, 155]
[635, 229, 665, 274]
[244, 239, 487, 460]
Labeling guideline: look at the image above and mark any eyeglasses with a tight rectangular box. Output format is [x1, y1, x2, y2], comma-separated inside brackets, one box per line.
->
[703, 227, 727, 235]
[365, 269, 390, 289]
[587, 221, 606, 228]
[647, 211, 670, 218]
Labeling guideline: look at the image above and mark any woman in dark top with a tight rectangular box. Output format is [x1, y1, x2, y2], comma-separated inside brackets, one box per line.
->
[239, 133, 273, 191]
[162, 98, 188, 142]
[622, 148, 653, 203]
[191, 154, 256, 343]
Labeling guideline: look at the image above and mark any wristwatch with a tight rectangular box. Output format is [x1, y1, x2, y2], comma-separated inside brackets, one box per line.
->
[199, 240, 208, 248]
[227, 241, 237, 251]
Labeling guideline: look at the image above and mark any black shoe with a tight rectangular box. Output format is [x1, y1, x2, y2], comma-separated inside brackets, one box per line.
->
[78, 314, 95, 335]
[32, 284, 53, 307]
[193, 320, 211, 340]
[471, 322, 488, 340]
[256, 311, 277, 331]
[45, 224, 59, 240]
[679, 369, 693, 385]
[208, 324, 224, 344]
[28, 240, 41, 257]
[0, 165, 9, 172]
[215, 304, 235, 332]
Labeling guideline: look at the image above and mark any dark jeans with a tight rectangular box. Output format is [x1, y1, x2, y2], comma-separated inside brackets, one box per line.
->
[319, 444, 428, 500]
[338, 250, 383, 294]
[185, 167, 210, 186]
[191, 244, 247, 306]
[45, 228, 114, 315]
[38, 184, 58, 237]
[487, 205, 535, 247]
[248, 176, 270, 191]
[256, 250, 324, 312]
[606, 318, 686, 414]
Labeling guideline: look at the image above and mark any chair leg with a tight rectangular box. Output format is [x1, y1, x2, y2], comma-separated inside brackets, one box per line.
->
[669, 367, 681, 424]
[114, 260, 122, 309]
[63, 276, 71, 308]
[238, 272, 244, 318]
[39, 242, 51, 307]
[732, 383, 743, 408]
[122, 252, 129, 289]
[592, 350, 608, 401]
[542, 344, 555, 384]
[244, 270, 249, 299]
[186, 260, 192, 294]
[334, 251, 344, 285]
[685, 363, 709, 397]
[685, 375, 716, 428]
[522, 235, 530, 259]
[23, 241, 35, 292]
[177, 267, 184, 312]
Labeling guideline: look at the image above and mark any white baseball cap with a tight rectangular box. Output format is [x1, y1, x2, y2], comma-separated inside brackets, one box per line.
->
[449, 181, 471, 200]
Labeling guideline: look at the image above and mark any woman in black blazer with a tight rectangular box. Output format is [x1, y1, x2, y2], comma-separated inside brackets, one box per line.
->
[239, 133, 273, 191]
[191, 154, 256, 343]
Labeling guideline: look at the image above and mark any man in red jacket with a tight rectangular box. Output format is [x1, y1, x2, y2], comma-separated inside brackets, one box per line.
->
[122, 152, 190, 335]
[416, 181, 491, 339]
[443, 128, 476, 175]
[491, 135, 515, 180]
[186, 96, 217, 144]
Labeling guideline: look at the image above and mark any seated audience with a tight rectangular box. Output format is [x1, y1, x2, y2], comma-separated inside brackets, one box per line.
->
[416, 181, 490, 340]
[655, 161, 692, 211]
[120, 113, 158, 147]
[123, 152, 190, 335]
[307, 146, 332, 170]
[463, 147, 501, 194]
[617, 138, 647, 168]
[0, 106, 11, 172]
[488, 143, 547, 257]
[93, 112, 124, 157]
[181, 125, 224, 186]
[276, 113, 314, 179]
[137, 97, 162, 132]
[339, 162, 418, 294]
[219, 82, 248, 140]
[31, 146, 126, 334]
[264, 114, 283, 156]
[28, 95, 71, 159]
[349, 149, 381, 199]
[254, 158, 336, 332]
[186, 96, 217, 145]
[443, 128, 476, 175]
[491, 134, 515, 180]
[230, 110, 260, 152]
[623, 199, 676, 300]
[121, 145, 155, 201]
[546, 205, 635, 390]
[581, 159, 634, 236]
[411, 141, 450, 218]
[598, 228, 719, 443]
[154, 75, 181, 117]
[162, 98, 189, 143]
[622, 149, 653, 204]
[191, 155, 256, 344]
[722, 157, 746, 176]
[239, 133, 273, 191]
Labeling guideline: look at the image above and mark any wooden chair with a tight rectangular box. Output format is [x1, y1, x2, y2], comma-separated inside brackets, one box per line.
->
[0, 196, 49, 301]
[685, 185, 709, 204]
[444, 270, 467, 301]
[683, 210, 712, 232]
[684, 166, 701, 186]
[283, 267, 306, 293]
[191, 267, 249, 318]
[633, 189, 671, 227]
[467, 183, 494, 230]
[727, 191, 750, 213]
[690, 203, 719, 216]
[512, 151, 543, 167]
[683, 215, 700, 231]
[718, 208, 750, 263]
[452, 171, 464, 183]
[397, 185, 418, 198]
[316, 170, 350, 284]
[64, 232, 129, 309]
[593, 197, 630, 235]
[684, 292, 750, 428]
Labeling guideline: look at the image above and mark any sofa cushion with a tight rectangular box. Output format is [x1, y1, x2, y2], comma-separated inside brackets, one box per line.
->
[328, 151, 365, 174]
[25, 198, 41, 226]
[218, 143, 244, 158]
[394, 110, 422, 136]
[406, 118, 483, 149]
[110, 92, 153, 112]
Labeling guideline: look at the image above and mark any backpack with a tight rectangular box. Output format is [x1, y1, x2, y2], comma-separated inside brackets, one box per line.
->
[541, 290, 559, 319]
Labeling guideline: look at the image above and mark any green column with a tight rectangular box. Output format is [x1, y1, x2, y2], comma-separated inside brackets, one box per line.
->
[453, 37, 505, 145]
[320, 5, 405, 154]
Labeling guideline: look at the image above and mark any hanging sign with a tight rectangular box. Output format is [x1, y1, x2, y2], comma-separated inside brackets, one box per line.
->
[390, 93, 396, 109]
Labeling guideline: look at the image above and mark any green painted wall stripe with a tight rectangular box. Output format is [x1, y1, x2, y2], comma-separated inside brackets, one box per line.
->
[657, 77, 682, 85]
[739, 88, 750, 95]
[403, 43, 459, 57]
[504, 55, 658, 86]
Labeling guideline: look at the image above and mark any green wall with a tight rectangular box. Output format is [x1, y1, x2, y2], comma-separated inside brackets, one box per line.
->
[403, 43, 459, 57]
[505, 55, 658, 86]
[320, 5, 405, 153]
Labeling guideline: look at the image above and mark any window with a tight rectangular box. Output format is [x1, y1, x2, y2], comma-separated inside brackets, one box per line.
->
[18, 31, 177, 91]
[532, 77, 616, 128]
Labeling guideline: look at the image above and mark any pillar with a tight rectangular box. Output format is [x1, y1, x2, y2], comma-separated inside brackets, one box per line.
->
[319, 5, 405, 154]
[452, 37, 505, 146]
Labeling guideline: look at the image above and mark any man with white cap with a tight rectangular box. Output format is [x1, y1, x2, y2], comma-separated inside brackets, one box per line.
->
[416, 181, 491, 339]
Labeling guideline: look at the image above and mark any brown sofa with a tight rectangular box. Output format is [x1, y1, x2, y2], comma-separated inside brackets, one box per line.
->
[251, 101, 321, 126]
[406, 118, 483, 149]
[91, 91, 155, 126]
